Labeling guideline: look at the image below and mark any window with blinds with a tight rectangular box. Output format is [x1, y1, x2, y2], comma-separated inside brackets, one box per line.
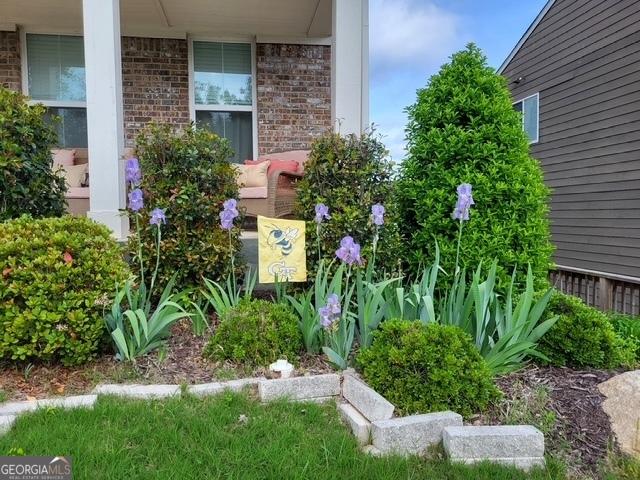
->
[26, 34, 87, 147]
[193, 41, 254, 162]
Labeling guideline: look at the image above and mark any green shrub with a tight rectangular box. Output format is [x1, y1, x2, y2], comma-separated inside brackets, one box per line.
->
[538, 293, 636, 368]
[205, 299, 302, 365]
[132, 124, 242, 292]
[609, 313, 640, 361]
[0, 87, 67, 221]
[295, 131, 403, 277]
[396, 44, 553, 290]
[356, 319, 500, 417]
[0, 216, 130, 365]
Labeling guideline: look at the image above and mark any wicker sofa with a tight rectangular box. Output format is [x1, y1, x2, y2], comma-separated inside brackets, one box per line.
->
[238, 150, 308, 218]
[56, 147, 134, 217]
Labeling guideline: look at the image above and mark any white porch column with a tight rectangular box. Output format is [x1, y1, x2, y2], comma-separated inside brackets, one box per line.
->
[82, 0, 128, 239]
[331, 0, 369, 135]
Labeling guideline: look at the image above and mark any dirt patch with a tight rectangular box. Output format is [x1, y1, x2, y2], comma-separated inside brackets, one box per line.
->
[0, 319, 334, 402]
[478, 365, 620, 478]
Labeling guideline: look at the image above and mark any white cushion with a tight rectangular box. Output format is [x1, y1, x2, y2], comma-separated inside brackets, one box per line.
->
[233, 161, 270, 187]
[52, 149, 76, 168]
[239, 186, 268, 199]
[61, 163, 88, 188]
[66, 187, 89, 199]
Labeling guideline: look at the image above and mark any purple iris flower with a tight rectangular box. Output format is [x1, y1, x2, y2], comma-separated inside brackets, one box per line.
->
[128, 188, 144, 212]
[149, 208, 166, 226]
[220, 198, 239, 230]
[314, 203, 330, 224]
[335, 236, 363, 266]
[223, 198, 238, 213]
[327, 293, 341, 316]
[452, 183, 475, 221]
[371, 203, 385, 226]
[319, 293, 341, 330]
[125, 158, 142, 185]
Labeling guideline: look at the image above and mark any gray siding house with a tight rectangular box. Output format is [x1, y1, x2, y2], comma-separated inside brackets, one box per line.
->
[499, 0, 640, 314]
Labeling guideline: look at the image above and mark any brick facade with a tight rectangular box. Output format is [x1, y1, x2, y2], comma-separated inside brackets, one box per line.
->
[256, 43, 331, 155]
[0, 31, 21, 91]
[0, 34, 332, 153]
[121, 37, 190, 146]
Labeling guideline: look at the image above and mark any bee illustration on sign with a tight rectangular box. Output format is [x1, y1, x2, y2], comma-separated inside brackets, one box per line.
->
[266, 225, 300, 256]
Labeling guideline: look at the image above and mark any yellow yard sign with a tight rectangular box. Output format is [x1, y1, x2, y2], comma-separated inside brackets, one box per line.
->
[258, 216, 307, 283]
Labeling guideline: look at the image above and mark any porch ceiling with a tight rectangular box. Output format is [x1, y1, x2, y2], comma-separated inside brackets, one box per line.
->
[0, 0, 332, 39]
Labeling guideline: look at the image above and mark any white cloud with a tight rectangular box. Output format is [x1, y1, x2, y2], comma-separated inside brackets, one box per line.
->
[370, 0, 463, 78]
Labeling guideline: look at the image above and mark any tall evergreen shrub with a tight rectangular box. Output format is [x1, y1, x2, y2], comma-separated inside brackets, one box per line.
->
[0, 87, 67, 220]
[397, 44, 553, 288]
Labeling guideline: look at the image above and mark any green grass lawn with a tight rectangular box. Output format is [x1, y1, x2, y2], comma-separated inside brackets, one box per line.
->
[0, 391, 565, 480]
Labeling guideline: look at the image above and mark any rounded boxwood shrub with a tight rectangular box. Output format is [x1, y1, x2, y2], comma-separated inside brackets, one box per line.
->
[0, 87, 67, 221]
[132, 124, 242, 292]
[538, 292, 636, 368]
[205, 299, 302, 366]
[295, 131, 404, 277]
[396, 44, 553, 290]
[356, 319, 500, 417]
[0, 216, 130, 365]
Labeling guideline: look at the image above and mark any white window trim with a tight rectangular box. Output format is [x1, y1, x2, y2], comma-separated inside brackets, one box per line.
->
[513, 92, 539, 144]
[188, 36, 258, 160]
[20, 28, 88, 111]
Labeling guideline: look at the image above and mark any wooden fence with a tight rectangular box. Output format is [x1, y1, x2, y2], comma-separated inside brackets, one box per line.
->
[550, 265, 640, 315]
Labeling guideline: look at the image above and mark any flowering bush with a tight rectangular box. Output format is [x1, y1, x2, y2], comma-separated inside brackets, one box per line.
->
[0, 216, 129, 365]
[295, 131, 403, 277]
[397, 44, 553, 290]
[204, 298, 302, 366]
[131, 124, 241, 292]
[0, 87, 67, 221]
[357, 319, 500, 417]
[105, 157, 190, 362]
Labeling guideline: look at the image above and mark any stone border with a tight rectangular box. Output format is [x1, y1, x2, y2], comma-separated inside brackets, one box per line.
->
[0, 373, 546, 472]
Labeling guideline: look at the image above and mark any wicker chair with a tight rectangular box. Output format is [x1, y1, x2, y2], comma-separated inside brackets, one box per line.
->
[239, 150, 308, 218]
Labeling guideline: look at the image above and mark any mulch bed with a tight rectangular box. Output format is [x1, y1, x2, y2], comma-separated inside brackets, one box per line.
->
[0, 330, 625, 477]
[480, 366, 620, 477]
[0, 319, 334, 402]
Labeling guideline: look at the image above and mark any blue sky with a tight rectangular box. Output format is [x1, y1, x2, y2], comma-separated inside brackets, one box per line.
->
[370, 0, 548, 161]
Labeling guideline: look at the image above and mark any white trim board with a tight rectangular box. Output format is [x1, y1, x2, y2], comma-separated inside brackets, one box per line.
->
[497, 0, 556, 74]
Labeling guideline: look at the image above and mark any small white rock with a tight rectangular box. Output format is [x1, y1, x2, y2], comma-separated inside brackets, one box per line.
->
[269, 359, 295, 379]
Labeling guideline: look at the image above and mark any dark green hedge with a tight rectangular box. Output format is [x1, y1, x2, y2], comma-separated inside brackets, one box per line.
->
[397, 44, 553, 290]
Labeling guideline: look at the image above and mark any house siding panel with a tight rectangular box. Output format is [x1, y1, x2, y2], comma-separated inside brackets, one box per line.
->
[502, 0, 640, 279]
[256, 43, 331, 155]
[0, 31, 21, 91]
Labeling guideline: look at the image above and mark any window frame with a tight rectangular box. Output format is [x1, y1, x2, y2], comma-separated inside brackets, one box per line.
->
[188, 36, 258, 160]
[513, 92, 539, 144]
[20, 29, 88, 148]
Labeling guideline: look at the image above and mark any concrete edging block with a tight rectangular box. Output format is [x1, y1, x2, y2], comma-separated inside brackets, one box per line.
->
[372, 411, 463, 456]
[338, 403, 371, 445]
[342, 373, 394, 422]
[258, 374, 341, 402]
[443, 425, 545, 460]
[93, 384, 180, 399]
